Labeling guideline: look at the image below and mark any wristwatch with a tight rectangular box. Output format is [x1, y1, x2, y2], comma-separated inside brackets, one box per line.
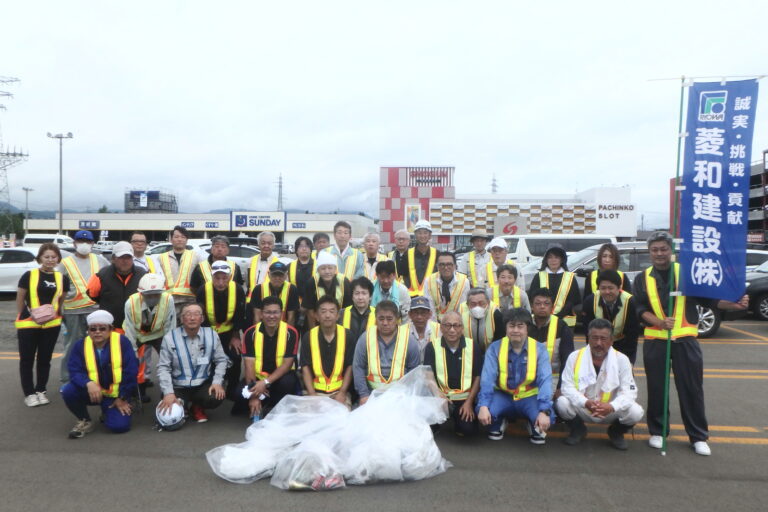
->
[263, 378, 271, 388]
[540, 409, 551, 416]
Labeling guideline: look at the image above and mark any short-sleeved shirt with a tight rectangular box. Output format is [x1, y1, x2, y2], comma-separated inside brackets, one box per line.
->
[249, 282, 301, 313]
[299, 327, 355, 377]
[17, 270, 71, 321]
[242, 323, 299, 375]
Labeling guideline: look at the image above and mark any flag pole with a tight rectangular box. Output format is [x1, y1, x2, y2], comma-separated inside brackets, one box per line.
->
[662, 75, 687, 456]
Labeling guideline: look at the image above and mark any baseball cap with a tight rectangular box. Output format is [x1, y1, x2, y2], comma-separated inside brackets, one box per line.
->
[112, 241, 133, 258]
[413, 219, 432, 233]
[211, 261, 232, 275]
[269, 261, 288, 274]
[74, 230, 95, 241]
[410, 296, 431, 310]
[487, 237, 508, 251]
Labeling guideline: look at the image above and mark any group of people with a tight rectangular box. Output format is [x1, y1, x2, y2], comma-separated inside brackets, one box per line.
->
[15, 221, 748, 456]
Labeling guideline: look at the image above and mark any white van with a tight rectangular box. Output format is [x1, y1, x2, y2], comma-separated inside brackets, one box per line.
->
[500, 234, 617, 264]
[22, 233, 75, 249]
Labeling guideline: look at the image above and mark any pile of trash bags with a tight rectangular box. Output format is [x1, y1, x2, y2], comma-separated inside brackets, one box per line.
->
[206, 366, 452, 490]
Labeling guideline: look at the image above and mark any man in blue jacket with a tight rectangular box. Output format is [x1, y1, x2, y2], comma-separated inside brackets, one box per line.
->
[60, 310, 138, 439]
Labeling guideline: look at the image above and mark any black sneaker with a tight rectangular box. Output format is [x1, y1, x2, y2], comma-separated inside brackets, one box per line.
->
[563, 418, 587, 446]
[529, 423, 546, 445]
[607, 422, 629, 451]
[488, 418, 507, 441]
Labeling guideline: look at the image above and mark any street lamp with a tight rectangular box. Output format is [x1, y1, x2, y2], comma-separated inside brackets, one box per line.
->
[22, 187, 33, 235]
[46, 132, 73, 234]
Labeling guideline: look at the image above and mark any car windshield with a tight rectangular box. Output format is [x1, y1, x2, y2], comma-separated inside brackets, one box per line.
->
[521, 257, 542, 273]
[565, 247, 599, 269]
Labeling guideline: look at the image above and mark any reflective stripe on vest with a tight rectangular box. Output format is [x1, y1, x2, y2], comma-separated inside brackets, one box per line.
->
[342, 306, 375, 330]
[432, 336, 474, 400]
[573, 346, 612, 403]
[204, 281, 236, 333]
[159, 251, 195, 297]
[325, 247, 359, 281]
[486, 259, 515, 288]
[590, 269, 625, 294]
[363, 253, 388, 281]
[365, 325, 410, 388]
[15, 269, 64, 329]
[538, 271, 576, 327]
[460, 302, 496, 348]
[468, 251, 480, 287]
[496, 337, 539, 400]
[199, 260, 235, 283]
[61, 254, 98, 309]
[128, 291, 172, 342]
[247, 254, 278, 300]
[407, 247, 437, 296]
[261, 280, 290, 321]
[594, 290, 633, 340]
[427, 273, 468, 319]
[314, 274, 345, 306]
[252, 321, 288, 380]
[543, 314, 561, 377]
[491, 285, 521, 309]
[427, 320, 442, 344]
[309, 325, 346, 393]
[146, 257, 157, 274]
[84, 332, 123, 398]
[644, 263, 698, 339]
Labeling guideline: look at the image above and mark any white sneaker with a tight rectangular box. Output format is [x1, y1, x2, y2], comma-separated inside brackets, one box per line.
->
[24, 394, 40, 407]
[36, 391, 50, 405]
[648, 435, 663, 449]
[692, 441, 711, 456]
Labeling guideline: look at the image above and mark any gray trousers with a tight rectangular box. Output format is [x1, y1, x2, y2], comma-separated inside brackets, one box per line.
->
[60, 313, 89, 383]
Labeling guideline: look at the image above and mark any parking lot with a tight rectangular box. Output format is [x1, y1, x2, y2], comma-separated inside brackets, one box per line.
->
[0, 297, 766, 511]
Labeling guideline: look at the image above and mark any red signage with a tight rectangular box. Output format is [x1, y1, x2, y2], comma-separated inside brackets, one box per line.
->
[502, 223, 518, 235]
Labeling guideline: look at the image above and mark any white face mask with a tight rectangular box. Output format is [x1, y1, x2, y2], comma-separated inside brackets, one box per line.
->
[75, 243, 92, 256]
[470, 306, 486, 319]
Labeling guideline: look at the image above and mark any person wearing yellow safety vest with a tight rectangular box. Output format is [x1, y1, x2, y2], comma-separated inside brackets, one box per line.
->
[460, 288, 505, 349]
[387, 229, 411, 279]
[556, 318, 644, 450]
[527, 244, 580, 328]
[59, 230, 109, 384]
[423, 311, 483, 436]
[247, 231, 280, 301]
[311, 232, 331, 260]
[157, 303, 229, 425]
[580, 269, 640, 364]
[16, 243, 70, 407]
[287, 237, 315, 334]
[323, 221, 365, 280]
[528, 288, 574, 397]
[158, 225, 201, 320]
[457, 229, 491, 288]
[303, 252, 352, 328]
[339, 277, 376, 342]
[488, 264, 531, 313]
[486, 237, 526, 290]
[634, 231, 748, 456]
[301, 296, 355, 406]
[371, 260, 411, 318]
[190, 235, 244, 295]
[86, 242, 146, 331]
[361, 232, 388, 281]
[250, 261, 300, 326]
[406, 296, 440, 362]
[60, 310, 138, 438]
[197, 262, 247, 412]
[123, 273, 176, 403]
[476, 308, 553, 444]
[582, 243, 632, 300]
[352, 300, 421, 405]
[130, 231, 162, 277]
[426, 252, 470, 321]
[242, 296, 300, 419]
[403, 220, 438, 297]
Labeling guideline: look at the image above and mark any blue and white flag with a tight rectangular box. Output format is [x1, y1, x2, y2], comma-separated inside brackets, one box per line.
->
[679, 79, 759, 301]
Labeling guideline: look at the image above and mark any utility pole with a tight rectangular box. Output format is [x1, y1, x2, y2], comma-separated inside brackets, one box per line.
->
[1, 76, 28, 236]
[47, 132, 73, 234]
[491, 173, 498, 194]
[276, 173, 284, 210]
[22, 187, 32, 234]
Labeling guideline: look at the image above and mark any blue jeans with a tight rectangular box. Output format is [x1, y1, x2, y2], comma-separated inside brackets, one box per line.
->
[60, 382, 131, 433]
[479, 391, 541, 431]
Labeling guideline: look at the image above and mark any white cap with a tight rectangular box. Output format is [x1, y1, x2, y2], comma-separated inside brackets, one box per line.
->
[211, 261, 231, 275]
[316, 251, 338, 269]
[487, 237, 508, 251]
[138, 273, 165, 294]
[413, 219, 432, 232]
[155, 401, 185, 428]
[86, 310, 114, 326]
[112, 241, 133, 258]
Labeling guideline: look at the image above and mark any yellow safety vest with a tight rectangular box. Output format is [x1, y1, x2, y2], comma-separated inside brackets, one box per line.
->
[15, 269, 64, 329]
[128, 291, 172, 342]
[84, 332, 123, 398]
[145, 256, 157, 274]
[247, 253, 279, 300]
[644, 263, 699, 340]
[406, 247, 437, 296]
[496, 337, 539, 400]
[204, 281, 237, 333]
[314, 273, 345, 307]
[61, 254, 99, 309]
[538, 271, 576, 327]
[199, 260, 236, 283]
[491, 285, 522, 310]
[159, 251, 195, 297]
[573, 346, 612, 403]
[252, 321, 289, 380]
[589, 269, 625, 295]
[432, 336, 474, 401]
[363, 253, 388, 281]
[427, 273, 469, 319]
[593, 290, 633, 340]
[460, 302, 497, 348]
[309, 325, 347, 393]
[341, 305, 376, 331]
[486, 259, 515, 288]
[260, 280, 291, 321]
[539, 314, 561, 378]
[365, 325, 410, 389]
[288, 258, 314, 285]
[467, 251, 483, 288]
[325, 246, 359, 281]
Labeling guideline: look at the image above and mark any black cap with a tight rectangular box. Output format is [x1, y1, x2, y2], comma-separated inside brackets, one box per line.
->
[269, 261, 288, 274]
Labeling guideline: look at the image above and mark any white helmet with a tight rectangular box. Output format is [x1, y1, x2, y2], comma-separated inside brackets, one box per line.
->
[138, 273, 165, 294]
[155, 401, 185, 431]
[413, 219, 432, 233]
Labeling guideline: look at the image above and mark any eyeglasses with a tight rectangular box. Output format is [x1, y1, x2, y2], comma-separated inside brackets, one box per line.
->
[130, 239, 147, 244]
[88, 326, 109, 332]
[441, 323, 462, 330]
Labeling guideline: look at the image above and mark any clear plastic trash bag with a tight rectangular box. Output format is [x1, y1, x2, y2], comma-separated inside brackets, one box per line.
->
[206, 366, 452, 489]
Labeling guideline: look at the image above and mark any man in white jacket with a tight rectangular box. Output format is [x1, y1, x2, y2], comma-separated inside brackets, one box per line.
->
[555, 318, 643, 450]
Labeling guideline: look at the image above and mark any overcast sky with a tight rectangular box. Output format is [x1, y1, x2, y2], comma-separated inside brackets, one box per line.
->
[1, 1, 767, 228]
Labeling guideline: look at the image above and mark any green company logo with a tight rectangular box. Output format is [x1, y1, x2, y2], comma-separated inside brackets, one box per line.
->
[698, 91, 727, 122]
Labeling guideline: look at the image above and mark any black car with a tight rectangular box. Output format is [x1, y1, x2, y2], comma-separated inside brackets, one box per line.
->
[746, 260, 768, 321]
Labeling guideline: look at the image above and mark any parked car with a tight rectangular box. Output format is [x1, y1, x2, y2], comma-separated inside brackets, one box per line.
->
[745, 260, 768, 321]
[0, 247, 41, 292]
[746, 249, 768, 272]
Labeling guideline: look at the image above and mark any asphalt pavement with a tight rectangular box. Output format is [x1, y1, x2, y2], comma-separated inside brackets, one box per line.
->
[0, 297, 767, 512]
